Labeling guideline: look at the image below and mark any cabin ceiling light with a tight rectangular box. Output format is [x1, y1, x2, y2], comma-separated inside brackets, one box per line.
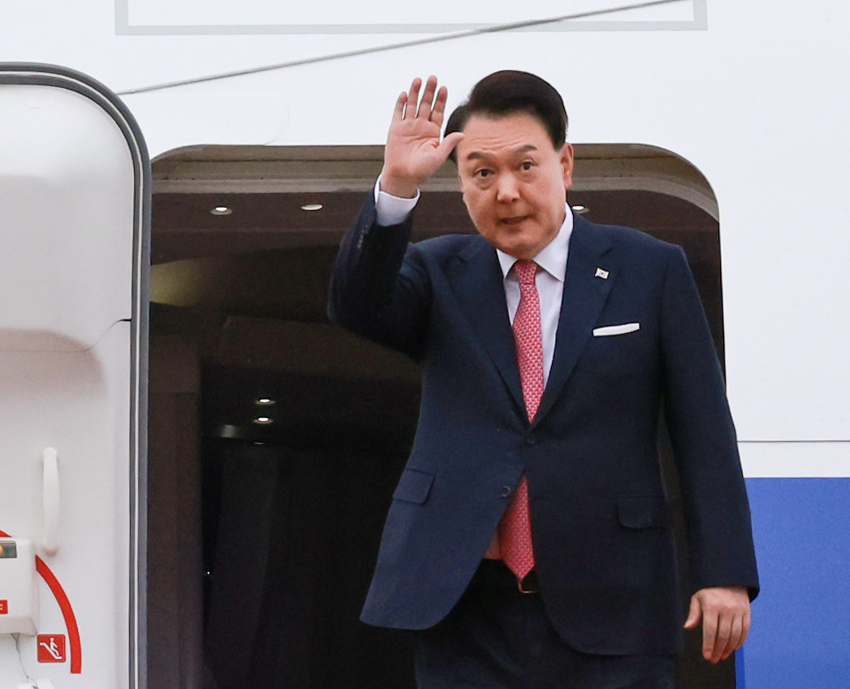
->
[571, 204, 589, 215]
[210, 205, 233, 216]
[301, 203, 324, 212]
[255, 397, 276, 406]
[253, 416, 274, 425]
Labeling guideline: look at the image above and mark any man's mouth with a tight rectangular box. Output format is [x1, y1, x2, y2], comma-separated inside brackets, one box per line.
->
[499, 216, 528, 226]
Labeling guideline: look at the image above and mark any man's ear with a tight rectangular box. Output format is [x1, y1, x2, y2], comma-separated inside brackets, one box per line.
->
[561, 143, 575, 190]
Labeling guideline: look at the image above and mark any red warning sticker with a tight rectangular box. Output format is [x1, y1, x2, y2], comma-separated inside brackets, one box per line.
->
[0, 600, 7, 614]
[38, 635, 66, 663]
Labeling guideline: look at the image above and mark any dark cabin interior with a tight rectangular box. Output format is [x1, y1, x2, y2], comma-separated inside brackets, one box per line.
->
[146, 144, 734, 689]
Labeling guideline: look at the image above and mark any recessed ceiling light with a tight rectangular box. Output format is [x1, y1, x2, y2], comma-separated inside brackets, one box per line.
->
[210, 205, 233, 216]
[253, 416, 274, 425]
[571, 204, 589, 215]
[255, 398, 276, 406]
[301, 203, 324, 212]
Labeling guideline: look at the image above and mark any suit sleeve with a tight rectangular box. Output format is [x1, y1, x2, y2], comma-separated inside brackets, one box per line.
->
[327, 193, 432, 360]
[659, 245, 759, 599]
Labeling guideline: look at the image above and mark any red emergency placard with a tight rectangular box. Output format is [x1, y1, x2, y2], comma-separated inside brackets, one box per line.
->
[0, 600, 7, 614]
[37, 635, 66, 663]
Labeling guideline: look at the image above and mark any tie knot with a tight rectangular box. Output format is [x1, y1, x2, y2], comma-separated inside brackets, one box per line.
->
[514, 260, 538, 286]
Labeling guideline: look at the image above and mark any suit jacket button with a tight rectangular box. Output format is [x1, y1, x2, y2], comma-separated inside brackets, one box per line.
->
[525, 434, 537, 445]
[501, 486, 512, 498]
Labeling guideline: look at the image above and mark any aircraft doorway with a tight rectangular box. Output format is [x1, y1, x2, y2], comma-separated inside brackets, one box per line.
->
[147, 143, 731, 689]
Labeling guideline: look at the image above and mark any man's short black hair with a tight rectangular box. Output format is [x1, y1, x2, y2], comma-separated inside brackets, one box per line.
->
[445, 70, 568, 163]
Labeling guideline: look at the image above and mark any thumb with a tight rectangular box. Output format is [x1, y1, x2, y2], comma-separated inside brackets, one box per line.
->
[684, 594, 702, 630]
[438, 132, 464, 158]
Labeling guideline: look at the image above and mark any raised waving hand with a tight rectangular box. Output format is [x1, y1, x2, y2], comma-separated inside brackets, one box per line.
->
[379, 76, 465, 198]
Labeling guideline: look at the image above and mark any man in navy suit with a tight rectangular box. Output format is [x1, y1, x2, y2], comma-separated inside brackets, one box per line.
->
[329, 71, 758, 688]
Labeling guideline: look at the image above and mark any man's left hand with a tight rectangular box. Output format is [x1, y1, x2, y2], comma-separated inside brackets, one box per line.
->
[684, 586, 751, 663]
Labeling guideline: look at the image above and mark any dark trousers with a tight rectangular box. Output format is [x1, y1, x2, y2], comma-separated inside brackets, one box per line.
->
[415, 560, 677, 689]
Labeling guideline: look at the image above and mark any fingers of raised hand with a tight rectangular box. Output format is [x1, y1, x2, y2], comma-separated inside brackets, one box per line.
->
[430, 85, 450, 126]
[404, 77, 423, 118]
[382, 76, 454, 193]
[415, 75, 439, 118]
[397, 76, 443, 121]
[392, 90, 408, 122]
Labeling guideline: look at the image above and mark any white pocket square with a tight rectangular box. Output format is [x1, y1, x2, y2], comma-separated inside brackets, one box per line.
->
[593, 323, 640, 337]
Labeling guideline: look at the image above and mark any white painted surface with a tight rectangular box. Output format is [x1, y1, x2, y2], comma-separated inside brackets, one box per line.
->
[0, 78, 138, 686]
[0, 324, 132, 686]
[9, 2, 839, 449]
[0, 9, 847, 461]
[0, 85, 134, 350]
[739, 442, 850, 479]
[124, 0, 694, 29]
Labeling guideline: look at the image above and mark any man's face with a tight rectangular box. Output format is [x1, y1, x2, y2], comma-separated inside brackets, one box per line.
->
[455, 112, 574, 260]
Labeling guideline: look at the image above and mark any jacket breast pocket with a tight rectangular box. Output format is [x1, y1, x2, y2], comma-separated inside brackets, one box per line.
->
[617, 495, 671, 529]
[579, 325, 651, 376]
[393, 469, 434, 505]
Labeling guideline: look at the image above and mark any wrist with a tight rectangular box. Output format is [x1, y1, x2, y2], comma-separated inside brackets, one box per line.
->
[378, 170, 419, 199]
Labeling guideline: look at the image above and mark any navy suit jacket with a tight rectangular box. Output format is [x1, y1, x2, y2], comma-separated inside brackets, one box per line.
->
[328, 194, 758, 655]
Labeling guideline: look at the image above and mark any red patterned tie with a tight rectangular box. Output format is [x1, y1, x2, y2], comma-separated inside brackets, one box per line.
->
[500, 259, 543, 586]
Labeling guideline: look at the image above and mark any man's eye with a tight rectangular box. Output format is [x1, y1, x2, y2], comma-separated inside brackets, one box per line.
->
[475, 169, 491, 178]
[520, 161, 535, 171]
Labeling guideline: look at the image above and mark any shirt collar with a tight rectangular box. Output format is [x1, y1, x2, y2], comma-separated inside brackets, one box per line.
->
[496, 206, 574, 282]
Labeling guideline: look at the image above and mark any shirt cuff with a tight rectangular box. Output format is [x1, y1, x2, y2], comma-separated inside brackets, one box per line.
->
[374, 177, 419, 226]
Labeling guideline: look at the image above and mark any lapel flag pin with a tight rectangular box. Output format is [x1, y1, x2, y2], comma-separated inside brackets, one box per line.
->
[595, 267, 609, 280]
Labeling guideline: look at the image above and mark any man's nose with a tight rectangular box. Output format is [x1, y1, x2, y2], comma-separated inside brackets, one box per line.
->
[495, 173, 520, 202]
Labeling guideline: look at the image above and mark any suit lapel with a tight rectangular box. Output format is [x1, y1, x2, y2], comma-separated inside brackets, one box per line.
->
[534, 216, 616, 424]
[447, 239, 525, 414]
